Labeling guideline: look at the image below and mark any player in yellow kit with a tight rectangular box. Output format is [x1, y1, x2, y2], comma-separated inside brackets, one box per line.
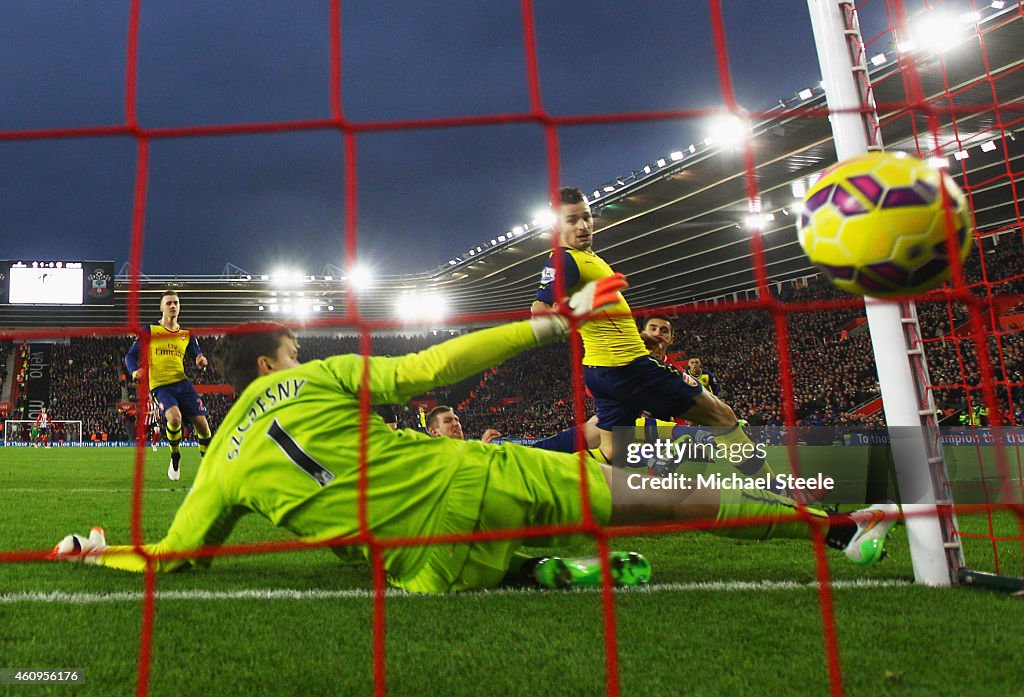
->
[125, 290, 212, 481]
[533, 188, 775, 487]
[53, 276, 897, 591]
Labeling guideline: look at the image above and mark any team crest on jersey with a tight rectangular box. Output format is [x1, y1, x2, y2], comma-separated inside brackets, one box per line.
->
[88, 268, 112, 298]
[540, 267, 556, 284]
[682, 372, 699, 388]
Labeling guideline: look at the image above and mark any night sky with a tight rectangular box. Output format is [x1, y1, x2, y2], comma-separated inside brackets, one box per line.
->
[1, 1, 853, 277]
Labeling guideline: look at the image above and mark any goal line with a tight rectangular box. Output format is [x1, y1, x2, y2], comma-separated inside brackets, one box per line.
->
[0, 578, 913, 605]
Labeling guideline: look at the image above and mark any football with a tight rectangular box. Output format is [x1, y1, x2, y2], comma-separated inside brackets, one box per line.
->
[796, 151, 973, 297]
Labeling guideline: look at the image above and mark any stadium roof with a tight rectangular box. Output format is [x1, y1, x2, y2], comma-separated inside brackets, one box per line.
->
[3, 7, 1022, 332]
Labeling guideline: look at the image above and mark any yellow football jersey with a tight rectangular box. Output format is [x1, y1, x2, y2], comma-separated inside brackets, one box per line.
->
[535, 248, 647, 367]
[126, 324, 202, 390]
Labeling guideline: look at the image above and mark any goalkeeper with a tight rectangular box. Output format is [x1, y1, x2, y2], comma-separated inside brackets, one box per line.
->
[52, 275, 898, 592]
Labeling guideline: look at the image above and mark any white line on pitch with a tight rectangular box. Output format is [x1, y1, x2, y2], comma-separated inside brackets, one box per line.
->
[0, 578, 912, 605]
[2, 488, 182, 493]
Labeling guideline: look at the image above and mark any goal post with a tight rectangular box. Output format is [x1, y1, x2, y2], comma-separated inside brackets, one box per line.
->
[806, 0, 964, 586]
[2, 420, 83, 446]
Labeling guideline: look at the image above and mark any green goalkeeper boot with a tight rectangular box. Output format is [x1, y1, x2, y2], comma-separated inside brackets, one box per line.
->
[533, 551, 651, 589]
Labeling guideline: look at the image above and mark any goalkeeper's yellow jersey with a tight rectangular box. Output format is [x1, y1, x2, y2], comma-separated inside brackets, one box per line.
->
[98, 321, 546, 582]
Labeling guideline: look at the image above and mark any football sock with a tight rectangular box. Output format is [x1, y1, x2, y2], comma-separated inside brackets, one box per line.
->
[166, 424, 182, 454]
[713, 422, 776, 480]
[531, 426, 580, 454]
[501, 552, 545, 586]
[713, 486, 829, 540]
[824, 512, 857, 550]
[198, 436, 211, 458]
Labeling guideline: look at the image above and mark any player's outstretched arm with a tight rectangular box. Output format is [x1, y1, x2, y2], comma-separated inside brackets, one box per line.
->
[51, 464, 246, 573]
[51, 530, 190, 573]
[343, 275, 628, 404]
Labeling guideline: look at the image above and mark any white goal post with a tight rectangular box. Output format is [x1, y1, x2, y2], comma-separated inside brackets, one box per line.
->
[3, 420, 83, 446]
[807, 0, 964, 586]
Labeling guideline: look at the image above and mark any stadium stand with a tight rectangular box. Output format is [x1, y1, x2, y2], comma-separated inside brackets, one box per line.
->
[15, 241, 1022, 443]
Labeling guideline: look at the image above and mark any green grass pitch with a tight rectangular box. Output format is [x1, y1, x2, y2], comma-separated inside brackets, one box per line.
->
[0, 446, 1020, 696]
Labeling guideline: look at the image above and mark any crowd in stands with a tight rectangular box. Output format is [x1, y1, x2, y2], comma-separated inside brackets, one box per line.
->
[3, 234, 1022, 443]
[0, 340, 9, 398]
[50, 337, 133, 441]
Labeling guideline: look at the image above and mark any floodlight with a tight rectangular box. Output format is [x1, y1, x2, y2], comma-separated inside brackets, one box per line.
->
[705, 113, 750, 149]
[532, 210, 555, 228]
[347, 264, 373, 289]
[911, 11, 967, 52]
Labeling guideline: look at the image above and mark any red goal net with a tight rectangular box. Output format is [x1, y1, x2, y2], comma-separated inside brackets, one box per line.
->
[1, 1, 1022, 696]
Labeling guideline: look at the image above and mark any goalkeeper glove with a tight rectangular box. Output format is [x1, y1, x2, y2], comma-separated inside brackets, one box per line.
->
[50, 527, 107, 564]
[529, 273, 628, 343]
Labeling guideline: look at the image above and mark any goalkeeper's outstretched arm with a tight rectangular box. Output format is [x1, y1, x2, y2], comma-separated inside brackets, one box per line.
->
[52, 463, 247, 573]
[53, 275, 628, 572]
[325, 274, 628, 405]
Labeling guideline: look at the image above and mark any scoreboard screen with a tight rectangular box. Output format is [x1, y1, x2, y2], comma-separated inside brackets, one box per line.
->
[0, 260, 116, 306]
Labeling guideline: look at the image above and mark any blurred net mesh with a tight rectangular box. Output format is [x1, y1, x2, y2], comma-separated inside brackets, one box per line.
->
[1, 1, 1023, 696]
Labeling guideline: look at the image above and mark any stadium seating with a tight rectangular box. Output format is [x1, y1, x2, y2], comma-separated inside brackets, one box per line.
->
[12, 240, 1023, 443]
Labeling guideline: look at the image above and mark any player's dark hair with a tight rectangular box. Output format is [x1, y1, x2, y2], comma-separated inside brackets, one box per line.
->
[213, 323, 297, 394]
[425, 405, 454, 432]
[642, 314, 674, 335]
[560, 187, 587, 205]
[160, 289, 179, 300]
